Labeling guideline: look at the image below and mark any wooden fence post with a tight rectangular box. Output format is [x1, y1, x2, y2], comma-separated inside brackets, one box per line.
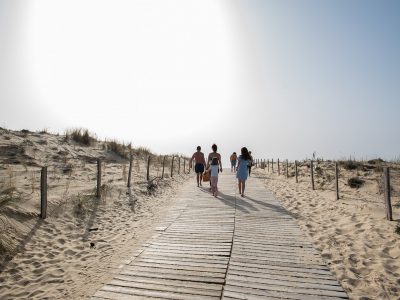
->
[335, 162, 339, 200]
[162, 156, 166, 179]
[310, 160, 315, 190]
[146, 156, 151, 181]
[127, 154, 133, 188]
[286, 159, 289, 178]
[295, 160, 298, 183]
[278, 159, 280, 175]
[96, 158, 101, 199]
[267, 159, 269, 172]
[40, 166, 47, 219]
[272, 159, 274, 173]
[170, 156, 174, 178]
[383, 167, 393, 221]
[178, 157, 181, 175]
[183, 158, 186, 174]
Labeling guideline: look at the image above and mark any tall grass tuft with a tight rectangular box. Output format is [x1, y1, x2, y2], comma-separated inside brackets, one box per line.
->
[108, 140, 128, 158]
[66, 128, 96, 146]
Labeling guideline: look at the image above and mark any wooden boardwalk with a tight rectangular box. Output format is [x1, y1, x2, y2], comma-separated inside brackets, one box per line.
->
[92, 172, 348, 300]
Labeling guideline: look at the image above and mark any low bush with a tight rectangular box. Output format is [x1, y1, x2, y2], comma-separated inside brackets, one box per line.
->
[340, 160, 363, 171]
[348, 177, 365, 188]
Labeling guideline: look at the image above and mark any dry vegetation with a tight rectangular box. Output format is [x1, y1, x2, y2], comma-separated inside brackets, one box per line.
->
[0, 127, 189, 271]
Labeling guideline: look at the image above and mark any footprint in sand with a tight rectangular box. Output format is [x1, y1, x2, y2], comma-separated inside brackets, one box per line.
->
[349, 267, 371, 277]
[64, 249, 76, 256]
[57, 238, 66, 244]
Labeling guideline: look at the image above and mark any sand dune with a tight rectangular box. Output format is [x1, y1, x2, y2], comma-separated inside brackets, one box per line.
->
[254, 165, 400, 300]
[0, 128, 189, 299]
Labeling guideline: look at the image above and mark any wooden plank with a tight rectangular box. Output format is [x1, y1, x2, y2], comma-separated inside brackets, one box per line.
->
[120, 268, 226, 283]
[125, 262, 227, 274]
[228, 265, 338, 282]
[223, 289, 288, 300]
[97, 285, 219, 300]
[114, 274, 222, 291]
[140, 251, 230, 263]
[108, 278, 221, 297]
[134, 257, 228, 269]
[227, 274, 344, 292]
[229, 260, 333, 275]
[226, 279, 348, 298]
[223, 285, 346, 300]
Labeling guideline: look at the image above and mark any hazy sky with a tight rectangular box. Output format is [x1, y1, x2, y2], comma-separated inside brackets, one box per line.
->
[1, 0, 399, 161]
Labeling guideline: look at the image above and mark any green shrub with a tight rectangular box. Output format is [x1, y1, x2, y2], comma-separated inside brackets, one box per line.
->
[395, 224, 400, 235]
[368, 158, 385, 164]
[348, 177, 365, 188]
[340, 160, 363, 170]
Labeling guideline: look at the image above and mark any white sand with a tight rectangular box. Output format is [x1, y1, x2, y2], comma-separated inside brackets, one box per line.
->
[254, 164, 400, 300]
[0, 129, 189, 299]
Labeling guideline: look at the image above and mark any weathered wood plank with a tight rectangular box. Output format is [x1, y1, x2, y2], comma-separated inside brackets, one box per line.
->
[120, 269, 226, 283]
[114, 274, 222, 291]
[226, 274, 345, 292]
[108, 278, 221, 297]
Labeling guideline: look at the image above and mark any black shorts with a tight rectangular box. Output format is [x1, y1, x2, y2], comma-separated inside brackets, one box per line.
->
[195, 163, 205, 173]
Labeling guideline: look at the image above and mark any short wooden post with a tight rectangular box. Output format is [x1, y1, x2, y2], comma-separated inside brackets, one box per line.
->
[383, 167, 393, 221]
[183, 158, 186, 174]
[272, 159, 274, 173]
[96, 158, 101, 199]
[127, 154, 133, 188]
[161, 156, 166, 179]
[310, 160, 315, 190]
[335, 162, 339, 200]
[178, 157, 181, 175]
[278, 159, 280, 175]
[267, 159, 269, 172]
[286, 159, 289, 178]
[40, 166, 48, 219]
[170, 156, 174, 178]
[146, 156, 151, 181]
[295, 160, 298, 183]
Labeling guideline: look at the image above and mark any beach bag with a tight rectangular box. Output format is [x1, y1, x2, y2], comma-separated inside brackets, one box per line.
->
[203, 170, 210, 182]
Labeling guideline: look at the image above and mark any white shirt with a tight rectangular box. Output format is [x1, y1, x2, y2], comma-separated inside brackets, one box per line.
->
[210, 165, 219, 177]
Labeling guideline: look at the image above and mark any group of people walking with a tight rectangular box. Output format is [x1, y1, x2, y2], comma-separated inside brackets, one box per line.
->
[189, 144, 253, 198]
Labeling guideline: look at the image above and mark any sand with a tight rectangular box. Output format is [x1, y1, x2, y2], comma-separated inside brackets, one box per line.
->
[1, 128, 400, 299]
[0, 128, 190, 299]
[253, 163, 400, 300]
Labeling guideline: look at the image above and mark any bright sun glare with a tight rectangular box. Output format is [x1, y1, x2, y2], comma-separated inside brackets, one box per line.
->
[23, 0, 238, 141]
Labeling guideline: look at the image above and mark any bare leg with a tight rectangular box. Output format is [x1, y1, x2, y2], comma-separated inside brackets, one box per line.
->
[242, 180, 246, 197]
[196, 173, 200, 186]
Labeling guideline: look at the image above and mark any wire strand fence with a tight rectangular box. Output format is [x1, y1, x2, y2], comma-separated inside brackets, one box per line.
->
[0, 154, 190, 220]
[254, 158, 400, 222]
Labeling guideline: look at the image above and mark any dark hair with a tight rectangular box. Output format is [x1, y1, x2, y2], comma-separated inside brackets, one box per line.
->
[241, 147, 251, 160]
[233, 152, 236, 155]
[212, 144, 217, 152]
[197, 146, 201, 151]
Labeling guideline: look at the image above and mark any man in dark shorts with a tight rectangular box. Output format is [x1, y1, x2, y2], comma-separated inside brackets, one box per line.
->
[189, 146, 206, 187]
